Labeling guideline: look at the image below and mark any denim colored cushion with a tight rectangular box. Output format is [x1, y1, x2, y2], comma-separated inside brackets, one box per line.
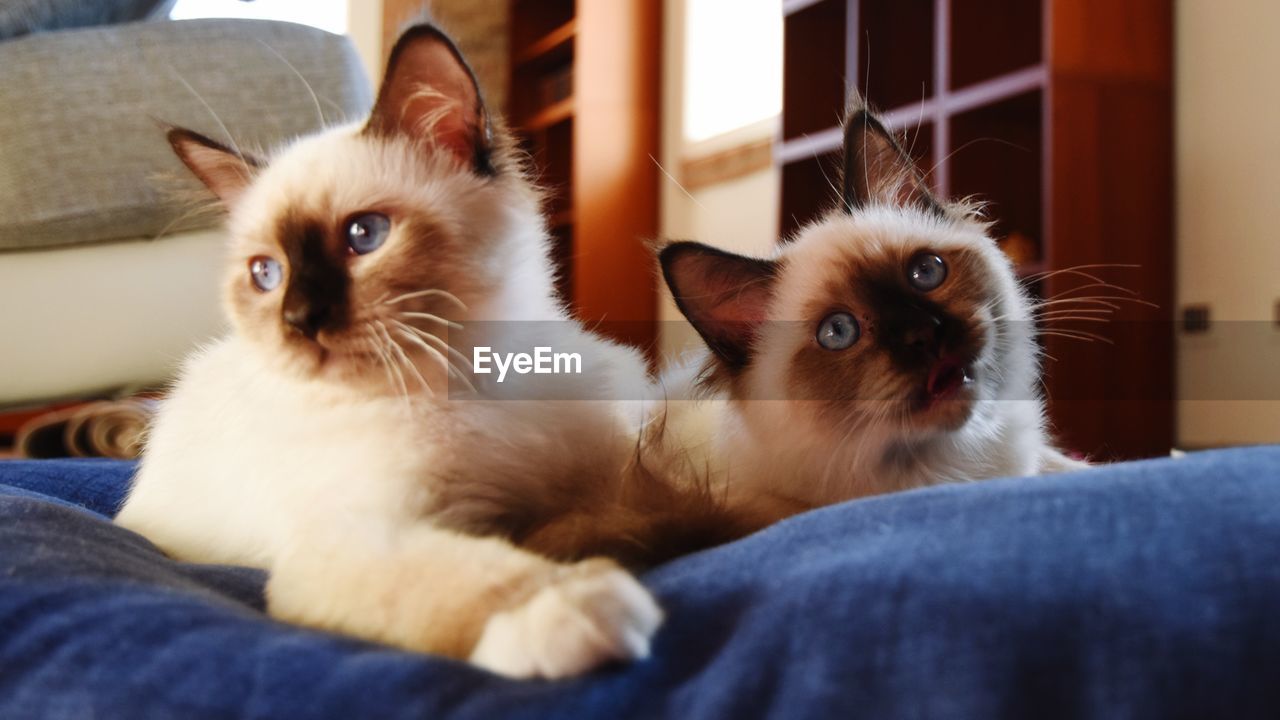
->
[1, 448, 1279, 718]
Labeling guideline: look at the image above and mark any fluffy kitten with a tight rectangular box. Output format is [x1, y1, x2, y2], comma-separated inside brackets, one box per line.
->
[655, 96, 1087, 511]
[117, 26, 662, 679]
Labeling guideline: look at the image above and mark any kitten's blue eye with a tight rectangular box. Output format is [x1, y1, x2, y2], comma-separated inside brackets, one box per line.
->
[249, 256, 282, 292]
[907, 253, 947, 291]
[346, 212, 391, 255]
[817, 312, 860, 351]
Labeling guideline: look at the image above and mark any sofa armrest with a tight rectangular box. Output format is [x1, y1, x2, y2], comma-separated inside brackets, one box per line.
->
[0, 18, 372, 252]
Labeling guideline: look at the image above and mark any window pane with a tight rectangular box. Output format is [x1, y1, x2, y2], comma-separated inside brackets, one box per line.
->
[684, 0, 782, 143]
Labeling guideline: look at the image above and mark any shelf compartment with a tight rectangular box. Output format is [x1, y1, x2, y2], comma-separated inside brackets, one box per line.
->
[510, 52, 573, 127]
[940, 65, 1045, 116]
[517, 119, 574, 221]
[896, 121, 936, 192]
[782, 0, 847, 142]
[776, 125, 842, 165]
[521, 96, 574, 132]
[949, 0, 1042, 91]
[947, 89, 1044, 264]
[515, 19, 576, 66]
[780, 150, 843, 240]
[856, 0, 935, 113]
[510, 0, 575, 55]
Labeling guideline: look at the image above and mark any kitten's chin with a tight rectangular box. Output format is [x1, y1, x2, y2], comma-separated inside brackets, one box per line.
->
[278, 339, 387, 387]
[909, 393, 976, 432]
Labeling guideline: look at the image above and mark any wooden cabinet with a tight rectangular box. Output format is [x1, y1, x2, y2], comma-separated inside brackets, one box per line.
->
[779, 0, 1174, 460]
[508, 0, 662, 356]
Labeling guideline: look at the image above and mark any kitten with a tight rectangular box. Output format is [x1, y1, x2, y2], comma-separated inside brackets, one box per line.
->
[117, 26, 662, 679]
[655, 95, 1087, 511]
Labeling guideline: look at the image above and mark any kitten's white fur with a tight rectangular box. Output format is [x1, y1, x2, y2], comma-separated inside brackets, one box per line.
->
[658, 206, 1084, 510]
[118, 120, 660, 678]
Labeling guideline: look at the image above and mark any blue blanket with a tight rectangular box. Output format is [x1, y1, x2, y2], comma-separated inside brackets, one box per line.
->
[2, 448, 1279, 718]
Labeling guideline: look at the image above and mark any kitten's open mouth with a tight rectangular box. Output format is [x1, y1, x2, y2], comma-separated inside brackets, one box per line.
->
[925, 357, 973, 402]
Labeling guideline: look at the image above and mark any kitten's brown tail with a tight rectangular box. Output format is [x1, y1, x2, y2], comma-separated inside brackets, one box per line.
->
[517, 458, 808, 569]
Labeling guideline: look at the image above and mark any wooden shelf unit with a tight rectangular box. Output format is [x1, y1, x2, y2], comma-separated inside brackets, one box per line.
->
[515, 19, 577, 64]
[507, 0, 661, 356]
[779, 0, 1174, 460]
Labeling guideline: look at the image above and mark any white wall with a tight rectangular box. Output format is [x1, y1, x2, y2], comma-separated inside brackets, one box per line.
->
[346, 0, 385, 85]
[1176, 0, 1280, 446]
[657, 0, 781, 362]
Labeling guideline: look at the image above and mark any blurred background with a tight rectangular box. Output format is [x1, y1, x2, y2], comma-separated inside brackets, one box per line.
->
[0, 0, 1276, 461]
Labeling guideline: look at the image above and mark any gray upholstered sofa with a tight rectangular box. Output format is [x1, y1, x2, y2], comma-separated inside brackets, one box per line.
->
[0, 13, 371, 405]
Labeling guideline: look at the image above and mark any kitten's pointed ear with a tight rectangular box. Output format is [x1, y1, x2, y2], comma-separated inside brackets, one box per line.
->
[167, 127, 262, 206]
[841, 94, 940, 214]
[364, 25, 493, 175]
[660, 242, 779, 368]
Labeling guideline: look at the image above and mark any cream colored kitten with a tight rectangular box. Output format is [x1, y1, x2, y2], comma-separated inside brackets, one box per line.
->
[653, 96, 1087, 512]
[117, 26, 661, 679]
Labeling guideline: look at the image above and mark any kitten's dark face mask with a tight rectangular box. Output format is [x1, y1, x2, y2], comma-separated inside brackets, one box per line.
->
[662, 99, 1018, 435]
[786, 240, 1001, 432]
[165, 25, 499, 390]
[662, 233, 1003, 433]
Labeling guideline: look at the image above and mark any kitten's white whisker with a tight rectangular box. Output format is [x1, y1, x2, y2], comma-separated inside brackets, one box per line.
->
[257, 40, 326, 128]
[395, 327, 477, 395]
[395, 342, 435, 396]
[817, 160, 841, 204]
[1039, 329, 1115, 345]
[170, 71, 253, 180]
[359, 332, 401, 399]
[383, 288, 468, 311]
[393, 327, 454, 375]
[1033, 294, 1159, 311]
[377, 321, 432, 397]
[1022, 262, 1141, 283]
[392, 327, 477, 395]
[393, 320, 475, 372]
[1035, 308, 1114, 318]
[398, 311, 463, 331]
[650, 154, 706, 210]
[1026, 268, 1109, 288]
[1036, 315, 1114, 324]
[365, 324, 410, 405]
[373, 322, 416, 400]
[1032, 297, 1122, 311]
[924, 137, 1022, 184]
[390, 319, 475, 381]
[1046, 281, 1141, 299]
[150, 199, 222, 242]
[1029, 302, 1111, 313]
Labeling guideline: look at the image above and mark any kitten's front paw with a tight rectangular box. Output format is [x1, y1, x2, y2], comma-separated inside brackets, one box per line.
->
[469, 558, 663, 679]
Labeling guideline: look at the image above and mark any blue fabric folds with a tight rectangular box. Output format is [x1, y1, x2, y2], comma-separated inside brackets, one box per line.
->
[2, 448, 1279, 719]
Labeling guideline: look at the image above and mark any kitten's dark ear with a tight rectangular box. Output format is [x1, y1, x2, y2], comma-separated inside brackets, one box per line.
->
[364, 25, 493, 175]
[167, 127, 263, 206]
[660, 242, 779, 369]
[841, 94, 940, 214]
